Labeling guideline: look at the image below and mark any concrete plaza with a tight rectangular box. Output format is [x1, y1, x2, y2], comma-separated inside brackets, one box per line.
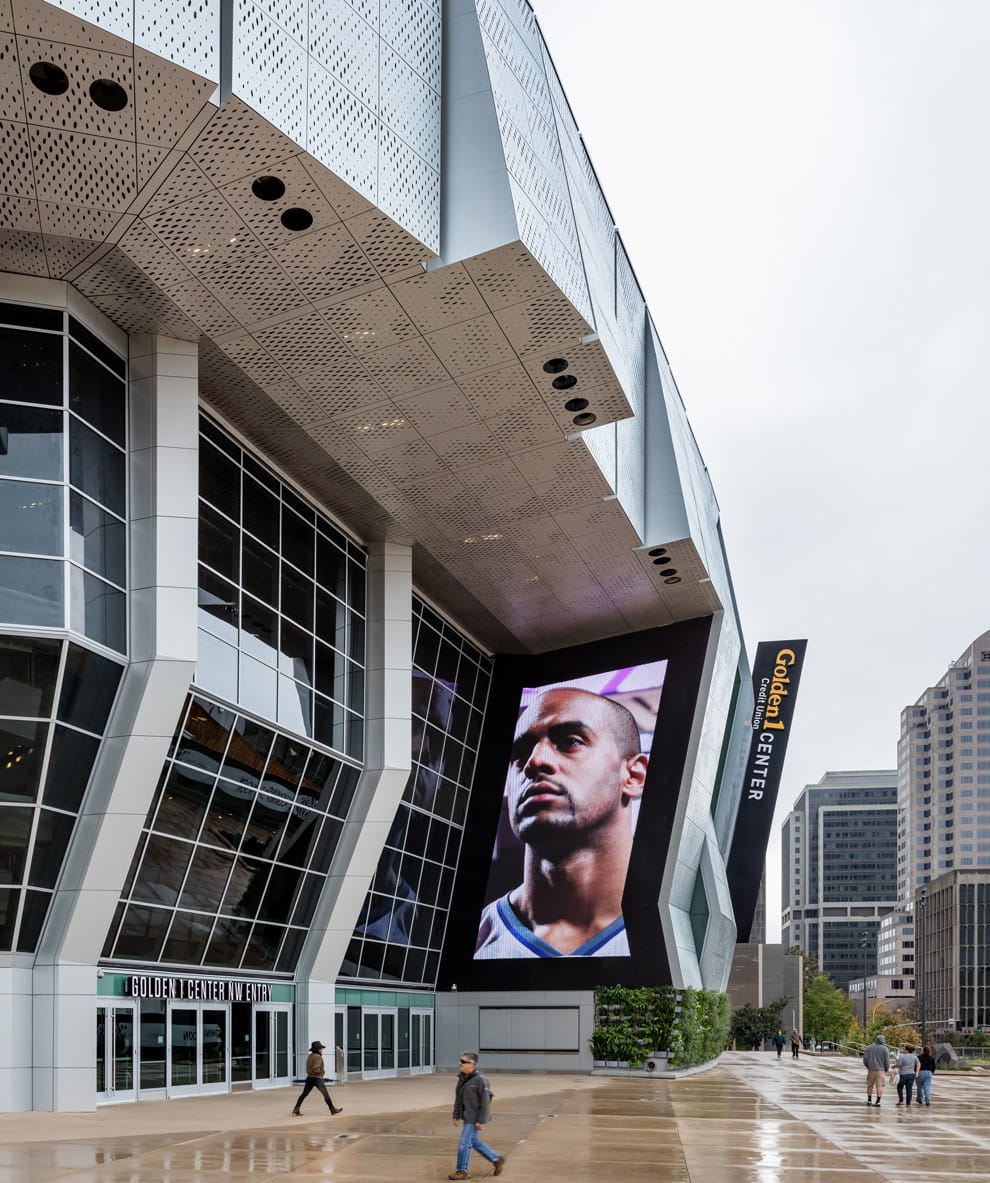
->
[0, 1051, 987, 1182]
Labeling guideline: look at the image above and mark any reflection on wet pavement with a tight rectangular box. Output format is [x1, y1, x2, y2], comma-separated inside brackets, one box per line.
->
[2, 1054, 990, 1181]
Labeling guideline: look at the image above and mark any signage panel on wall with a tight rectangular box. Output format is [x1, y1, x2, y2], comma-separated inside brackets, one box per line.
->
[440, 617, 714, 990]
[726, 639, 808, 941]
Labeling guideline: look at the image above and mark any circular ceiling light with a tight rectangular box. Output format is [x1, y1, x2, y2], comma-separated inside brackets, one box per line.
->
[664, 576, 681, 584]
[552, 374, 577, 391]
[648, 547, 667, 557]
[281, 207, 313, 232]
[252, 175, 286, 201]
[652, 556, 671, 566]
[29, 62, 69, 95]
[564, 397, 589, 412]
[89, 79, 128, 111]
[543, 358, 569, 374]
[572, 412, 596, 426]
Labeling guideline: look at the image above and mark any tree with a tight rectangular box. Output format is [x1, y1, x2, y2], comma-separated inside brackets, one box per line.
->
[730, 996, 792, 1050]
[803, 974, 855, 1042]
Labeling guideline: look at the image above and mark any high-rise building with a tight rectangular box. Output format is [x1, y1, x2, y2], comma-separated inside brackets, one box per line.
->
[0, 0, 754, 1112]
[917, 868, 990, 1034]
[781, 770, 898, 989]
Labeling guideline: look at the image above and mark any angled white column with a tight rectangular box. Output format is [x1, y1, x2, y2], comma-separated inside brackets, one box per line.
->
[32, 334, 199, 1111]
[293, 542, 412, 1070]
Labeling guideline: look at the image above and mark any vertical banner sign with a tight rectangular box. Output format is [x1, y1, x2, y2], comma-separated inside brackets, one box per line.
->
[727, 639, 808, 942]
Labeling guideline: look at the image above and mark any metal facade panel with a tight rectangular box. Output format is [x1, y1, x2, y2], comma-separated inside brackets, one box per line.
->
[134, 0, 220, 81]
[232, 0, 307, 146]
[26, 0, 133, 42]
[377, 125, 440, 253]
[309, 0, 379, 109]
[306, 57, 379, 202]
[380, 0, 441, 92]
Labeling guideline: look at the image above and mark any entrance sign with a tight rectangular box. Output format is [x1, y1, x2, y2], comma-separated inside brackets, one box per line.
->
[129, 974, 274, 1002]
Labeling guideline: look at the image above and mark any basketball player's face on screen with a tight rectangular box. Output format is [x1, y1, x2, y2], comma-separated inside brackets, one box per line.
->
[507, 688, 632, 852]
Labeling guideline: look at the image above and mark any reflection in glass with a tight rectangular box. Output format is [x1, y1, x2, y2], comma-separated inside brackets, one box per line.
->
[170, 1007, 197, 1086]
[69, 566, 126, 652]
[203, 1009, 227, 1083]
[140, 996, 167, 1088]
[201, 778, 254, 851]
[199, 441, 240, 521]
[179, 846, 234, 912]
[241, 793, 290, 858]
[28, 808, 74, 888]
[195, 630, 238, 702]
[69, 417, 125, 516]
[199, 503, 239, 582]
[162, 911, 212, 964]
[0, 635, 60, 716]
[258, 863, 302, 921]
[242, 536, 278, 608]
[0, 887, 18, 948]
[0, 405, 63, 482]
[152, 763, 213, 839]
[0, 806, 33, 884]
[277, 675, 311, 737]
[281, 564, 314, 630]
[0, 327, 63, 405]
[175, 698, 234, 776]
[222, 716, 274, 789]
[220, 854, 269, 917]
[205, 916, 250, 967]
[0, 720, 49, 802]
[68, 342, 126, 445]
[0, 479, 62, 556]
[113, 903, 171, 959]
[68, 490, 125, 585]
[242, 476, 279, 548]
[277, 808, 320, 868]
[130, 834, 194, 906]
[239, 654, 277, 720]
[281, 506, 314, 575]
[198, 566, 239, 643]
[0, 556, 63, 627]
[240, 595, 278, 665]
[17, 887, 50, 951]
[242, 923, 283, 969]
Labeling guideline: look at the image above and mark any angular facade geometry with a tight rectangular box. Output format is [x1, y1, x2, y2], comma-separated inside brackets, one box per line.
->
[1, 0, 754, 1110]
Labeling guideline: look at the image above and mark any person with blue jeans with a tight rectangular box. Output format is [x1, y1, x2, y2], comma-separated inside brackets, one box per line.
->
[896, 1043, 920, 1105]
[917, 1043, 936, 1105]
[450, 1051, 505, 1180]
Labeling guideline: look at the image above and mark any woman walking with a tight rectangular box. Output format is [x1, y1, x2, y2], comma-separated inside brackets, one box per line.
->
[895, 1043, 920, 1106]
[917, 1043, 936, 1106]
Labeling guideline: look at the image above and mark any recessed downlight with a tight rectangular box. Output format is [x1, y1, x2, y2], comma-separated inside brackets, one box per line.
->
[281, 207, 313, 232]
[552, 374, 577, 391]
[572, 412, 596, 426]
[652, 556, 672, 566]
[252, 175, 286, 201]
[29, 62, 69, 95]
[664, 576, 681, 584]
[564, 397, 588, 412]
[648, 547, 667, 557]
[89, 79, 128, 111]
[543, 358, 569, 374]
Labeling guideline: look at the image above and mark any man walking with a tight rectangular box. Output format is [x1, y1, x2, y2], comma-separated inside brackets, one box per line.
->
[450, 1052, 505, 1180]
[773, 1030, 787, 1058]
[863, 1033, 890, 1106]
[292, 1040, 342, 1117]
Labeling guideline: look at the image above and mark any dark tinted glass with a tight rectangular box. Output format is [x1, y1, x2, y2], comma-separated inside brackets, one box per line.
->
[199, 441, 240, 521]
[241, 594, 278, 663]
[0, 479, 62, 556]
[330, 765, 359, 818]
[179, 847, 234, 911]
[280, 564, 313, 629]
[0, 887, 20, 950]
[242, 922, 282, 969]
[349, 559, 366, 614]
[0, 556, 63, 627]
[220, 855, 268, 916]
[264, 733, 308, 794]
[312, 694, 340, 748]
[0, 806, 33, 879]
[278, 620, 314, 685]
[0, 721, 48, 802]
[0, 635, 60, 716]
[204, 917, 250, 967]
[276, 927, 304, 973]
[200, 416, 240, 459]
[314, 640, 344, 700]
[70, 568, 126, 652]
[68, 318, 125, 379]
[113, 904, 171, 959]
[291, 872, 322, 926]
[281, 506, 314, 574]
[240, 794, 289, 858]
[258, 864, 302, 921]
[241, 476, 279, 548]
[201, 778, 253, 849]
[221, 718, 274, 787]
[0, 405, 63, 480]
[174, 698, 233, 775]
[310, 815, 343, 870]
[58, 643, 122, 732]
[242, 535, 278, 607]
[276, 808, 320, 868]
[348, 614, 365, 665]
[69, 342, 125, 445]
[152, 763, 213, 838]
[413, 620, 440, 673]
[161, 911, 211, 964]
[0, 326, 62, 405]
[316, 534, 346, 598]
[16, 887, 50, 951]
[242, 452, 277, 490]
[0, 304, 62, 331]
[69, 491, 125, 585]
[199, 503, 239, 582]
[28, 808, 75, 888]
[130, 835, 193, 906]
[69, 418, 125, 515]
[198, 566, 239, 642]
[42, 724, 100, 811]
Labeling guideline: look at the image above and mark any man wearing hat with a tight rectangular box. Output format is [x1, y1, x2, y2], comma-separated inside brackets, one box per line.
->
[292, 1040, 343, 1116]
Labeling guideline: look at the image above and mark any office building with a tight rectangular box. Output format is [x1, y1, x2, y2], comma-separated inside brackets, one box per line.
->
[0, 0, 754, 1111]
[780, 770, 898, 990]
[916, 869, 990, 1034]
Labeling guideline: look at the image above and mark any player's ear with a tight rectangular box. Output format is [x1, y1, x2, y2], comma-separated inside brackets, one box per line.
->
[621, 753, 648, 801]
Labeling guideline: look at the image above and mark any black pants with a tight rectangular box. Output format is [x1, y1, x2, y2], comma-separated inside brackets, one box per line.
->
[776, 1046, 783, 1057]
[791, 1044, 799, 1058]
[295, 1076, 336, 1111]
[897, 1075, 914, 1104]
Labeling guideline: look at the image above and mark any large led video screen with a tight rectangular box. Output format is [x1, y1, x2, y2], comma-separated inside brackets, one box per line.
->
[440, 617, 713, 990]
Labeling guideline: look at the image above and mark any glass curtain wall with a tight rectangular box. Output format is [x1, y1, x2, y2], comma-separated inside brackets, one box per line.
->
[195, 416, 366, 761]
[342, 598, 492, 987]
[0, 635, 123, 951]
[102, 694, 360, 974]
[0, 302, 127, 653]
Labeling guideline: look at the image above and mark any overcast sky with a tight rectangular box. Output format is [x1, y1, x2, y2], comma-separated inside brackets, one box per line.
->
[532, 0, 990, 939]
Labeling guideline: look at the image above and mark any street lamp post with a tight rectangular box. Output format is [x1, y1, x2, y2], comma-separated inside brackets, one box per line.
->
[919, 888, 928, 1046]
[859, 931, 870, 1031]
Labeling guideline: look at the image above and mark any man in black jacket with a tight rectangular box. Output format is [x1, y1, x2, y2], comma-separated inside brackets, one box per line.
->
[450, 1052, 505, 1179]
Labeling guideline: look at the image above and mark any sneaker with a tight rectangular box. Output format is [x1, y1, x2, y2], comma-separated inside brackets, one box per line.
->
[449, 1173, 470, 1180]
[896, 1100, 904, 1106]
[925, 1101, 930, 1106]
[493, 1157, 506, 1176]
[873, 1099, 881, 1106]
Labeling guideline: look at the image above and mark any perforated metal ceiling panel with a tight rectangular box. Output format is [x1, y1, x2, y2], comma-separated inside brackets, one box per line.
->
[0, 0, 724, 653]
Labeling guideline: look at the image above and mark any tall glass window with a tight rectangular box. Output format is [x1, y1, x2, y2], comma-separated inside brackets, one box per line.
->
[0, 303, 127, 654]
[0, 634, 123, 952]
[195, 417, 366, 761]
[341, 598, 491, 987]
[102, 693, 360, 975]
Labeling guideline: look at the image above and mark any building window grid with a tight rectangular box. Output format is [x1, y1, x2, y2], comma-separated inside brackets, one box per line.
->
[341, 597, 492, 989]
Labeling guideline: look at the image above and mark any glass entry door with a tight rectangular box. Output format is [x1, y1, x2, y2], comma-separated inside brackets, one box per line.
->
[361, 1007, 398, 1078]
[96, 1002, 137, 1103]
[410, 1008, 434, 1074]
[167, 1002, 230, 1096]
[254, 1005, 292, 1087]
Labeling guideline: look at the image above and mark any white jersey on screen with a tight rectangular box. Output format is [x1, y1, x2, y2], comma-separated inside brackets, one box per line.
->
[473, 893, 629, 958]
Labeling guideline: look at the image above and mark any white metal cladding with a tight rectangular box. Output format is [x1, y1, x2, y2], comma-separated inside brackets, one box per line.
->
[232, 0, 308, 144]
[28, 0, 134, 43]
[134, 0, 219, 80]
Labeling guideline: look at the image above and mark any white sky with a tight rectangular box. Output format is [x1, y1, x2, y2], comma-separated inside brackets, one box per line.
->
[532, 0, 990, 939]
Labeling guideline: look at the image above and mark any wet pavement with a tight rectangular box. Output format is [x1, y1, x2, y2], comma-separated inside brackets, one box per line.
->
[0, 1051, 988, 1181]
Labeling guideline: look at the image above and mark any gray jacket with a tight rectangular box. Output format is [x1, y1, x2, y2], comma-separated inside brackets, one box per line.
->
[862, 1040, 890, 1071]
[453, 1070, 492, 1124]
